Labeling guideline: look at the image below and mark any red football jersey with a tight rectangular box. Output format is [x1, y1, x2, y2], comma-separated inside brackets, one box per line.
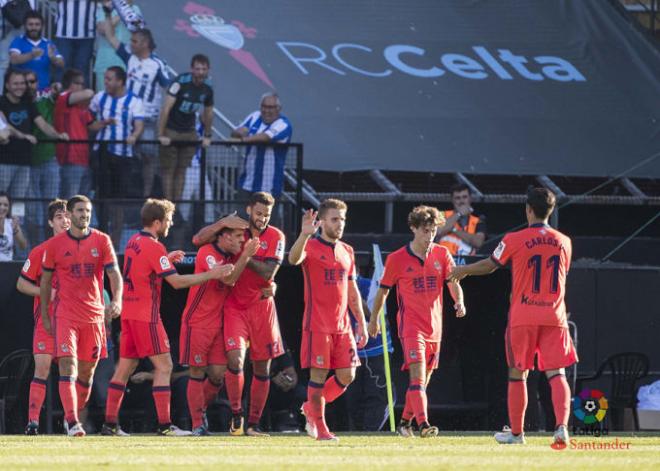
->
[491, 223, 572, 328]
[20, 241, 59, 327]
[121, 231, 177, 322]
[301, 236, 356, 334]
[181, 243, 236, 327]
[379, 243, 455, 342]
[42, 229, 117, 324]
[225, 226, 285, 310]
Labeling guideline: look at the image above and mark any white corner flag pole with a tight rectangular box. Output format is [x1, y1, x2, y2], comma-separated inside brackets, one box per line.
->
[367, 244, 395, 432]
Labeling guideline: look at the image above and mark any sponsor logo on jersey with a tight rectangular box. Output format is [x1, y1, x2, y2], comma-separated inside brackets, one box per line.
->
[160, 256, 171, 270]
[493, 241, 506, 260]
[91, 248, 99, 257]
[22, 259, 31, 272]
[206, 255, 217, 269]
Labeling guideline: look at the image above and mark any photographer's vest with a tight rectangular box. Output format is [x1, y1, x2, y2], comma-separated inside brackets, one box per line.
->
[439, 210, 480, 256]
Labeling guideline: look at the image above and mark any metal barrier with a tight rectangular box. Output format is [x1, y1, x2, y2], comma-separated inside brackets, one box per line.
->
[2, 139, 303, 254]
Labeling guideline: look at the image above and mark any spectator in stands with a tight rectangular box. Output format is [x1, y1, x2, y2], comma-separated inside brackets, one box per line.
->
[265, 349, 306, 432]
[345, 274, 395, 431]
[102, 13, 169, 198]
[158, 53, 213, 202]
[0, 0, 37, 87]
[0, 191, 27, 260]
[0, 109, 8, 142]
[231, 92, 293, 201]
[54, 0, 98, 85]
[437, 183, 487, 256]
[9, 10, 64, 90]
[54, 68, 95, 198]
[25, 70, 59, 243]
[94, 0, 141, 91]
[0, 69, 68, 200]
[89, 65, 145, 247]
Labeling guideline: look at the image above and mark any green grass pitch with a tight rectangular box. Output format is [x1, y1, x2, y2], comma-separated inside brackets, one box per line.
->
[1, 433, 659, 470]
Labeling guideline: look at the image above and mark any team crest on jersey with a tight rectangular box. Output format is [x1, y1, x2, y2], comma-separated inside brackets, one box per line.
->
[409, 350, 418, 360]
[194, 354, 202, 364]
[316, 355, 324, 366]
[260, 241, 268, 250]
[37, 341, 45, 351]
[227, 337, 236, 347]
[206, 255, 217, 269]
[91, 248, 99, 257]
[434, 261, 441, 271]
[22, 259, 30, 272]
[60, 343, 69, 353]
[493, 241, 506, 260]
[160, 256, 171, 270]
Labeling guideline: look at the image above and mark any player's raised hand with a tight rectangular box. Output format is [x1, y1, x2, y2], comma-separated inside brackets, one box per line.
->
[301, 209, 320, 236]
[356, 321, 368, 349]
[168, 250, 186, 264]
[367, 316, 380, 338]
[243, 237, 260, 257]
[447, 266, 468, 283]
[454, 302, 466, 318]
[210, 263, 234, 279]
[219, 212, 249, 230]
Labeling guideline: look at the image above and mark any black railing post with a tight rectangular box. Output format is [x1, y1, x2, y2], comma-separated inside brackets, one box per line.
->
[193, 145, 207, 233]
[295, 144, 304, 231]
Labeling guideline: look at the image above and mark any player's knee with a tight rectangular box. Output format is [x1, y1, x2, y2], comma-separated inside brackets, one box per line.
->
[208, 370, 225, 386]
[545, 368, 565, 379]
[336, 370, 355, 386]
[227, 354, 244, 371]
[189, 366, 205, 379]
[58, 357, 76, 375]
[508, 367, 528, 380]
[33, 359, 51, 379]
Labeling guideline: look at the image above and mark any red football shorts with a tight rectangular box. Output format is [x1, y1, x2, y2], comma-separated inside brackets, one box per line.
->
[180, 322, 227, 367]
[505, 325, 578, 371]
[300, 331, 360, 370]
[33, 321, 55, 356]
[54, 317, 105, 363]
[223, 300, 284, 361]
[400, 336, 440, 371]
[120, 318, 170, 359]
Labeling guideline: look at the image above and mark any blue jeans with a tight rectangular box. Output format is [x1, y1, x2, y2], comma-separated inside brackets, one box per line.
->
[28, 160, 60, 239]
[0, 164, 30, 198]
[54, 38, 95, 85]
[60, 164, 91, 199]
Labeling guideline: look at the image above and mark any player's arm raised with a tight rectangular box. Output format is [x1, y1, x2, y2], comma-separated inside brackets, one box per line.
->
[367, 286, 389, 338]
[221, 237, 260, 286]
[288, 209, 319, 265]
[165, 263, 234, 289]
[39, 269, 54, 334]
[106, 265, 123, 319]
[192, 213, 249, 247]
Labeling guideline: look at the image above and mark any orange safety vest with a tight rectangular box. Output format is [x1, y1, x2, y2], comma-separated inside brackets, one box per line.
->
[439, 210, 480, 256]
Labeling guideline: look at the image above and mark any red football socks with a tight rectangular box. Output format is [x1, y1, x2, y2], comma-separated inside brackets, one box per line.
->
[549, 374, 571, 428]
[248, 375, 270, 425]
[152, 385, 172, 426]
[307, 381, 329, 432]
[203, 378, 222, 408]
[508, 379, 528, 435]
[187, 377, 205, 429]
[402, 389, 414, 422]
[225, 367, 245, 414]
[75, 379, 92, 412]
[59, 376, 78, 424]
[105, 381, 126, 424]
[408, 379, 428, 426]
[322, 375, 347, 404]
[28, 378, 47, 422]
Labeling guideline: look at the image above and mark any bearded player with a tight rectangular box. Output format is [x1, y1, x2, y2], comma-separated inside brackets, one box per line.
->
[368, 205, 466, 438]
[17, 199, 70, 435]
[40, 195, 123, 437]
[102, 199, 234, 436]
[449, 188, 576, 446]
[289, 199, 368, 441]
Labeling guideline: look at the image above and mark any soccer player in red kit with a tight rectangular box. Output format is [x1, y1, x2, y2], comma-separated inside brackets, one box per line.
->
[102, 199, 234, 436]
[17, 199, 70, 435]
[368, 206, 466, 438]
[449, 188, 576, 446]
[181, 227, 260, 435]
[40, 195, 123, 437]
[289, 199, 368, 441]
[218, 192, 285, 437]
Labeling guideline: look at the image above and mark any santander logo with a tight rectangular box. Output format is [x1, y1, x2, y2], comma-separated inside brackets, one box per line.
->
[174, 1, 274, 88]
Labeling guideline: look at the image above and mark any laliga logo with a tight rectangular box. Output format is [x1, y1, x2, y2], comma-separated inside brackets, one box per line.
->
[175, 1, 274, 88]
[573, 388, 608, 425]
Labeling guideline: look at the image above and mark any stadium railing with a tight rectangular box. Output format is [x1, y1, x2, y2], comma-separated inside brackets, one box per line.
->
[5, 140, 303, 254]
